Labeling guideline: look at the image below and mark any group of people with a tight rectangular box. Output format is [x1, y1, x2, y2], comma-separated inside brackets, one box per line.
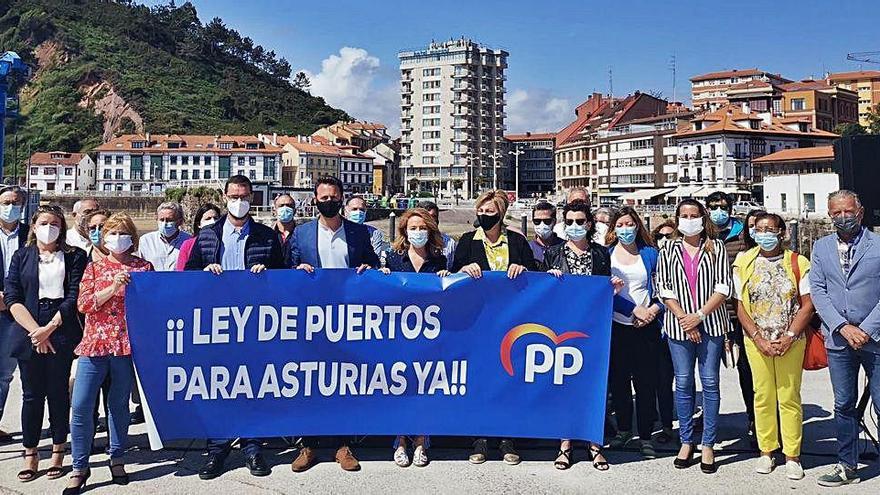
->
[0, 175, 877, 490]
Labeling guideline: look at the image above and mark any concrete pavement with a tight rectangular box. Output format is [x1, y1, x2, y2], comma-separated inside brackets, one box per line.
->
[0, 366, 877, 494]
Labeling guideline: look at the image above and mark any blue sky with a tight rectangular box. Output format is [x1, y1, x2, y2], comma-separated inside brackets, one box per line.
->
[148, 0, 880, 134]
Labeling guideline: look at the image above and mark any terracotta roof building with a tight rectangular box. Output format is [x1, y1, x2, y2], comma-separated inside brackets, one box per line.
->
[752, 146, 837, 216]
[827, 70, 880, 126]
[690, 68, 791, 111]
[26, 151, 96, 194]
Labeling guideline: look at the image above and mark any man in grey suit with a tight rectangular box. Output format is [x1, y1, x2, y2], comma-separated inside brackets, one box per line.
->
[810, 190, 880, 487]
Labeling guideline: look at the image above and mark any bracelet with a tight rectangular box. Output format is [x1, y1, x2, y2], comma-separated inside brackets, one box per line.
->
[696, 309, 706, 321]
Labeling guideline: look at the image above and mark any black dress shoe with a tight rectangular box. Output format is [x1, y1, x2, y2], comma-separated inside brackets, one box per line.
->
[700, 460, 717, 474]
[198, 454, 227, 480]
[246, 453, 271, 477]
[130, 407, 145, 425]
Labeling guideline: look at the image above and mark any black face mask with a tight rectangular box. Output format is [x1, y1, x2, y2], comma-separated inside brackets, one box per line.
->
[477, 214, 500, 231]
[316, 199, 341, 218]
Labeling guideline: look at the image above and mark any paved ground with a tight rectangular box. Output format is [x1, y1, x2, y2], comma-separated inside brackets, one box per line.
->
[0, 365, 878, 494]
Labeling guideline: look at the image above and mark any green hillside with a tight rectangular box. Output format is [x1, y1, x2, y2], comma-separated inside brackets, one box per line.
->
[0, 0, 349, 171]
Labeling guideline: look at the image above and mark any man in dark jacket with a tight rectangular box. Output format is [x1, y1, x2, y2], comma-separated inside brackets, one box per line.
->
[706, 190, 755, 445]
[187, 175, 283, 480]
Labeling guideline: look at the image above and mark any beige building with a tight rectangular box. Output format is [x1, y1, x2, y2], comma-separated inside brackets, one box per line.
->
[399, 38, 507, 199]
[312, 121, 391, 153]
[691, 68, 791, 111]
[827, 70, 880, 126]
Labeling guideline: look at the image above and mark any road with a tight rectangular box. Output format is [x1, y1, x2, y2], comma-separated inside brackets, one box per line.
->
[0, 364, 877, 494]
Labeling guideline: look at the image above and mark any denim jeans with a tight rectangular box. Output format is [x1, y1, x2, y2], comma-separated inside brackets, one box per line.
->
[826, 346, 880, 470]
[668, 332, 725, 447]
[70, 356, 134, 471]
[0, 353, 16, 423]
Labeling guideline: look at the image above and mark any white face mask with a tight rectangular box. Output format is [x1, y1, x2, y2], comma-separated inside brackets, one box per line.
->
[35, 224, 60, 245]
[104, 234, 133, 254]
[592, 222, 609, 245]
[534, 222, 553, 239]
[200, 217, 217, 228]
[678, 217, 704, 237]
[227, 198, 250, 219]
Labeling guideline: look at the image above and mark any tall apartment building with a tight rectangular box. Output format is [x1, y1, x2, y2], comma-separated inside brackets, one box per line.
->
[94, 134, 282, 192]
[827, 70, 880, 126]
[399, 38, 507, 198]
[504, 132, 555, 197]
[691, 68, 791, 111]
[26, 151, 96, 193]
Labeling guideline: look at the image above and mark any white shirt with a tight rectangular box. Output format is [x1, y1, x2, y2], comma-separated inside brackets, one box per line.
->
[317, 221, 349, 269]
[137, 230, 192, 272]
[66, 228, 89, 250]
[38, 251, 65, 299]
[611, 255, 650, 325]
[0, 224, 21, 276]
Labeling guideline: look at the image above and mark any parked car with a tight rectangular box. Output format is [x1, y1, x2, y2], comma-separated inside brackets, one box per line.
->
[733, 200, 762, 215]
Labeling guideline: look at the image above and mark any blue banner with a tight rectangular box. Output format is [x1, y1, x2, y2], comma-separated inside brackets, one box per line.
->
[125, 269, 613, 444]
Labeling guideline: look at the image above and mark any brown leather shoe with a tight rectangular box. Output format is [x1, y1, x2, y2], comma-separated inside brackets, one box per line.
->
[291, 447, 317, 472]
[335, 446, 361, 471]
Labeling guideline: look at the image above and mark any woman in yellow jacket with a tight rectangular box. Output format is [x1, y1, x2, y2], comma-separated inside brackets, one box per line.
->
[732, 212, 814, 481]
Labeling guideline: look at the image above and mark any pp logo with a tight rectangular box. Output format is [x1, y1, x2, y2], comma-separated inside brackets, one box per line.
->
[499, 324, 587, 385]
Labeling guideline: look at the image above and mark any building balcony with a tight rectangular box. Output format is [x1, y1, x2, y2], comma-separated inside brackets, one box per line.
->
[453, 120, 473, 129]
[453, 71, 474, 79]
[452, 148, 470, 156]
[400, 85, 413, 95]
[452, 83, 474, 92]
[453, 108, 472, 117]
[453, 95, 472, 104]
[401, 100, 413, 108]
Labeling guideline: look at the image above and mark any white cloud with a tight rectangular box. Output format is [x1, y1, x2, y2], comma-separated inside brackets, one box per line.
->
[506, 89, 572, 134]
[305, 47, 400, 133]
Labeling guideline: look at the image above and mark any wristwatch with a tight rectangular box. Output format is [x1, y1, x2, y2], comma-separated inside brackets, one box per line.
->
[696, 309, 707, 321]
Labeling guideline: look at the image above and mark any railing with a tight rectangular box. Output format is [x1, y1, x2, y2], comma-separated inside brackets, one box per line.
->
[633, 204, 677, 214]
[44, 190, 167, 198]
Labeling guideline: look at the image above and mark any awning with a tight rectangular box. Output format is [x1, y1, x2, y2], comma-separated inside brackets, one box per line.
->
[693, 186, 739, 198]
[667, 185, 704, 198]
[619, 188, 674, 202]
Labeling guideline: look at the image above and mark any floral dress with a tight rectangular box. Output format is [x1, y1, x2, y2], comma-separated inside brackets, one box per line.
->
[76, 257, 154, 357]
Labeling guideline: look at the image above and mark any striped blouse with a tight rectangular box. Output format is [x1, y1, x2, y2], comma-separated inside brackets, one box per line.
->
[656, 238, 732, 340]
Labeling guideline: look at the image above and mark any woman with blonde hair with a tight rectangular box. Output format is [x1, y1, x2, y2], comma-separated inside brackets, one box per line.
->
[66, 213, 154, 494]
[452, 190, 537, 465]
[4, 205, 87, 482]
[379, 208, 449, 467]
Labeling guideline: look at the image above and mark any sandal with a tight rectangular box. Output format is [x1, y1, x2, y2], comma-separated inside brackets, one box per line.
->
[588, 445, 610, 471]
[47, 447, 66, 480]
[554, 448, 572, 470]
[110, 462, 129, 485]
[63, 469, 91, 495]
[18, 452, 39, 482]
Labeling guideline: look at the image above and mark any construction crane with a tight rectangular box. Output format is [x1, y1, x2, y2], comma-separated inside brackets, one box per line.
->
[847, 51, 880, 65]
[0, 51, 28, 182]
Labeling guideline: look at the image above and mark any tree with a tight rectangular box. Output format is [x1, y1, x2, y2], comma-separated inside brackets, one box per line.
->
[834, 122, 867, 136]
[866, 103, 880, 135]
[292, 71, 311, 92]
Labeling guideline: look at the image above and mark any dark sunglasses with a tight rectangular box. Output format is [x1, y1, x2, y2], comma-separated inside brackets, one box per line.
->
[564, 218, 588, 226]
[532, 218, 554, 226]
[656, 233, 672, 239]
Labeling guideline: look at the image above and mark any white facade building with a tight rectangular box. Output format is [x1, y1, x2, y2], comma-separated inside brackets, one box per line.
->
[399, 38, 507, 198]
[752, 146, 837, 217]
[94, 134, 282, 192]
[26, 151, 96, 193]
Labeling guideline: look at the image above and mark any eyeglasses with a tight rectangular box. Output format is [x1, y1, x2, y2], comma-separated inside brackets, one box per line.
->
[656, 232, 672, 239]
[708, 205, 728, 211]
[532, 218, 554, 226]
[564, 218, 588, 226]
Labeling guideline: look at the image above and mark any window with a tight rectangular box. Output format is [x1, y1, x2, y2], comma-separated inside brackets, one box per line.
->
[238, 157, 245, 166]
[249, 157, 256, 167]
[193, 156, 200, 165]
[132, 141, 145, 149]
[103, 169, 111, 179]
[30, 167, 37, 175]
[170, 170, 177, 180]
[422, 93, 439, 102]
[115, 156, 123, 165]
[422, 80, 441, 89]
[803, 193, 816, 213]
[181, 170, 189, 180]
[422, 68, 440, 77]
[246, 143, 258, 150]
[791, 98, 806, 111]
[423, 131, 441, 139]
[193, 170, 200, 180]
[115, 169, 123, 180]
[424, 105, 441, 114]
[205, 170, 212, 180]
[205, 156, 212, 166]
[182, 156, 189, 165]
[170, 156, 177, 165]
[781, 193, 787, 212]
[219, 142, 232, 150]
[104, 156, 111, 165]
[422, 118, 441, 127]
[65, 167, 74, 175]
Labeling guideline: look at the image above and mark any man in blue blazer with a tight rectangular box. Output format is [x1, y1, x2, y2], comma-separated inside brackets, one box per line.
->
[810, 190, 880, 487]
[288, 175, 378, 473]
[0, 185, 28, 443]
[289, 175, 380, 273]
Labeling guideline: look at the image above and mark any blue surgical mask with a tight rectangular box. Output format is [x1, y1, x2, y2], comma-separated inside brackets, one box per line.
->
[709, 208, 729, 227]
[754, 232, 780, 252]
[89, 228, 101, 246]
[565, 223, 588, 241]
[0, 204, 21, 224]
[748, 227, 756, 239]
[347, 210, 367, 224]
[407, 229, 429, 248]
[158, 220, 178, 238]
[277, 206, 295, 223]
[615, 226, 637, 245]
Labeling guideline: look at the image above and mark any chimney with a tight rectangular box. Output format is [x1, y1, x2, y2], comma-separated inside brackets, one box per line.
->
[272, 133, 277, 146]
[145, 132, 151, 144]
[741, 102, 750, 115]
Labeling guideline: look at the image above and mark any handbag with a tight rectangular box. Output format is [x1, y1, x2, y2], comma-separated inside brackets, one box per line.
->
[790, 252, 828, 371]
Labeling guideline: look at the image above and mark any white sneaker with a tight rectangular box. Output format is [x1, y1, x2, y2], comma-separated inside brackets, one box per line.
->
[413, 445, 429, 467]
[755, 455, 775, 474]
[394, 446, 411, 467]
[786, 460, 804, 480]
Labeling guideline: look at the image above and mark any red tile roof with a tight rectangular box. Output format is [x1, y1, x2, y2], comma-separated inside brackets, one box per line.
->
[675, 104, 839, 139]
[95, 134, 282, 154]
[778, 80, 834, 92]
[752, 146, 834, 163]
[690, 68, 764, 82]
[505, 132, 556, 142]
[828, 70, 880, 81]
[29, 152, 87, 166]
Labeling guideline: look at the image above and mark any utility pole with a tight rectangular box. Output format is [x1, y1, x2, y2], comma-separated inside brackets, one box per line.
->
[669, 55, 677, 106]
[509, 145, 524, 200]
[608, 66, 613, 98]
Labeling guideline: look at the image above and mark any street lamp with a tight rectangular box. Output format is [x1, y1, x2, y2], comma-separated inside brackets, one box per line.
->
[490, 151, 503, 191]
[509, 145, 524, 201]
